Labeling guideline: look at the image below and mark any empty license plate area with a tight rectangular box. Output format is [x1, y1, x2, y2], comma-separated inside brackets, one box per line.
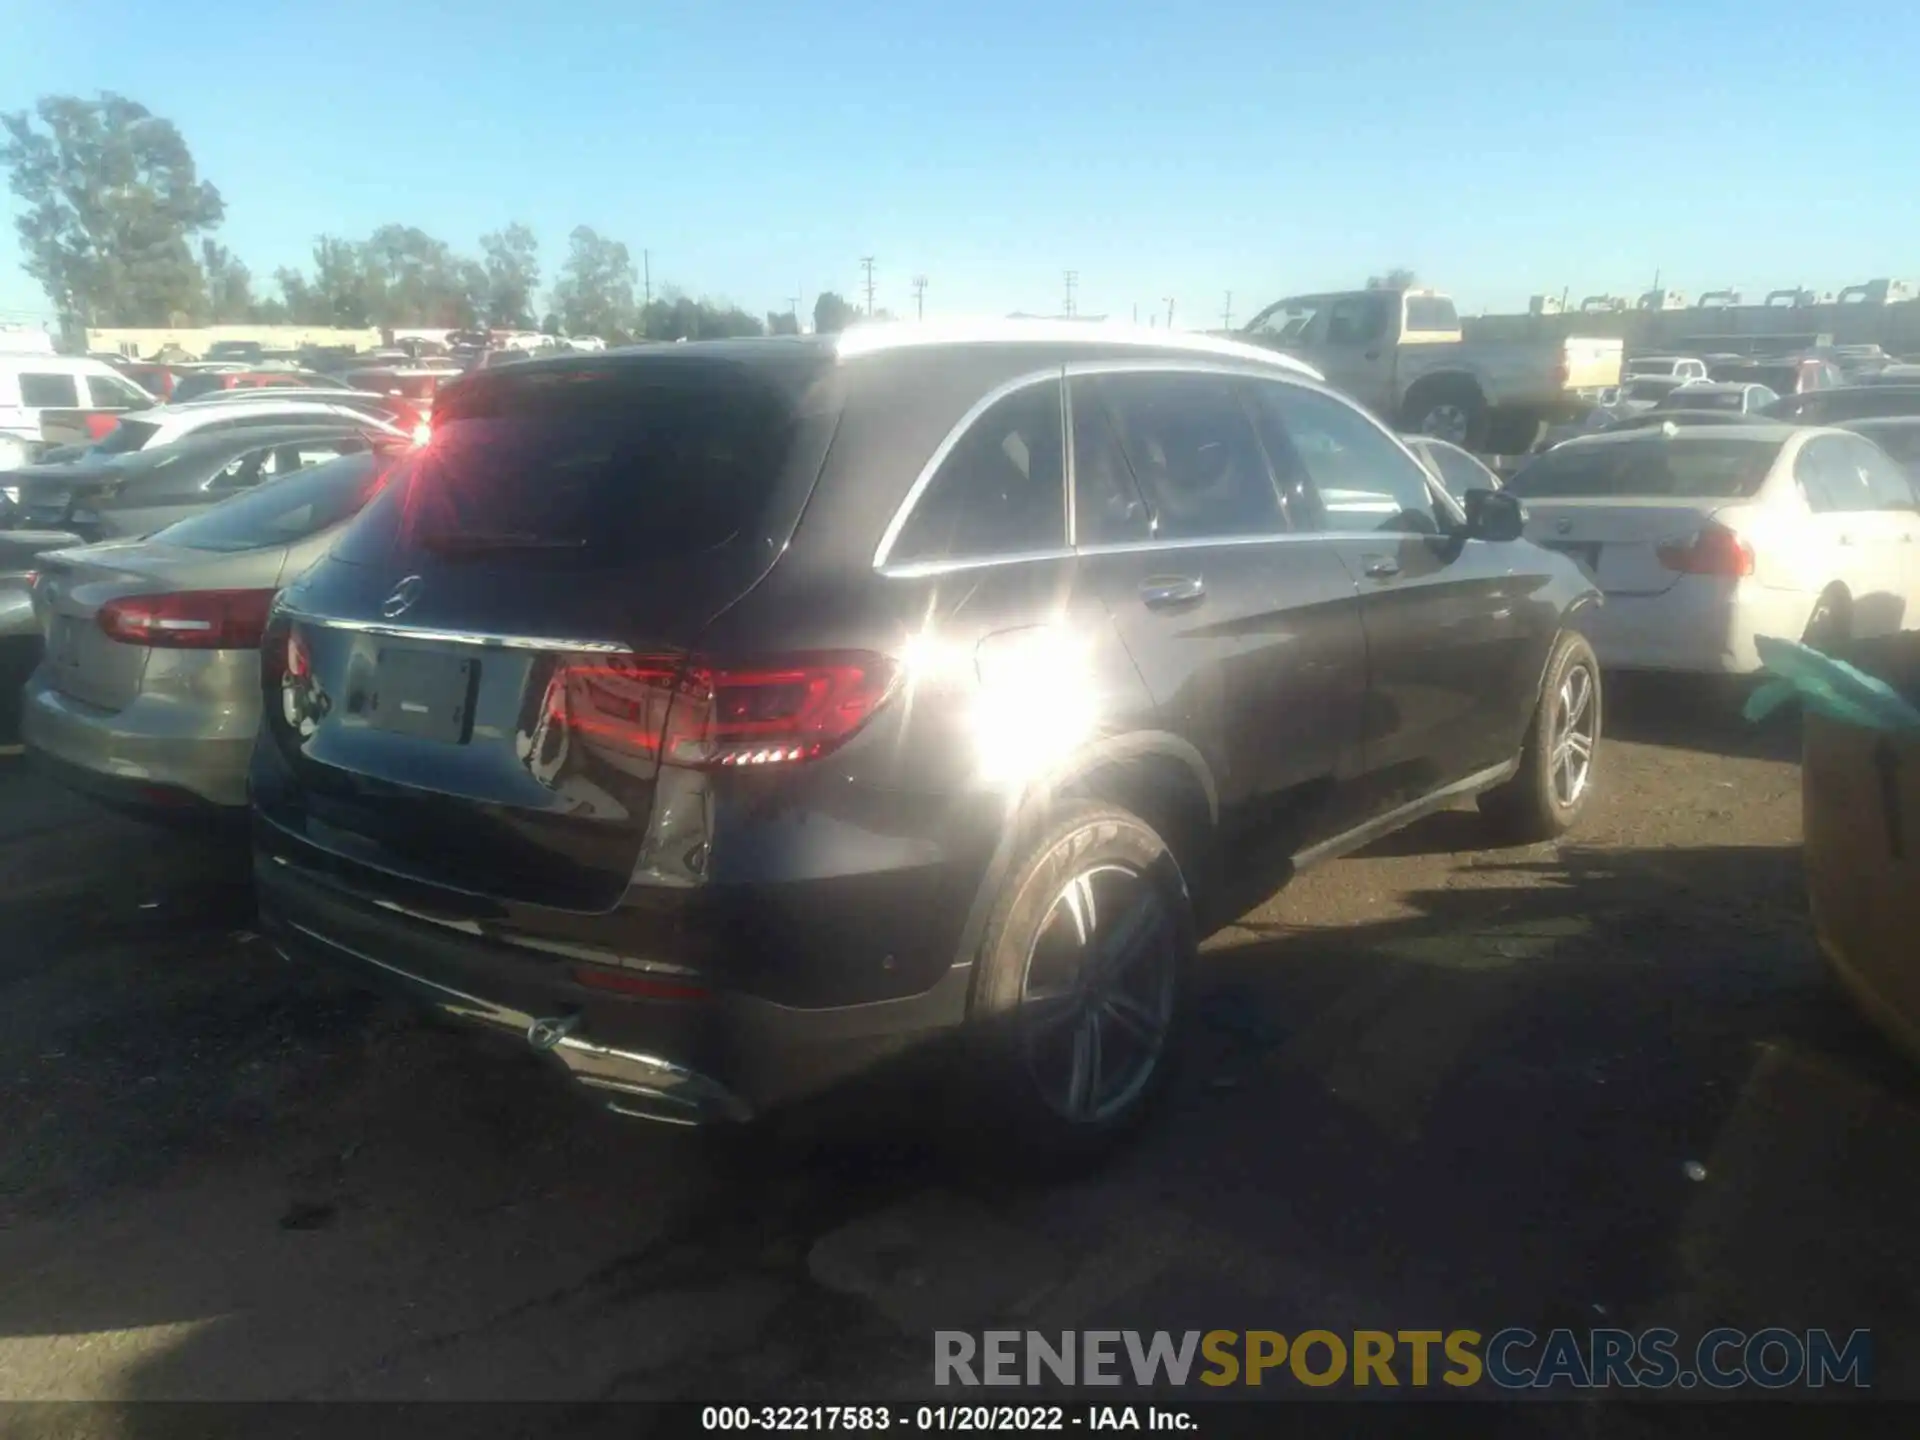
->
[367, 646, 478, 743]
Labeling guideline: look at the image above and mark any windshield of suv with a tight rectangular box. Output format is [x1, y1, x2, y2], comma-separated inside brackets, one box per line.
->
[1507, 436, 1782, 499]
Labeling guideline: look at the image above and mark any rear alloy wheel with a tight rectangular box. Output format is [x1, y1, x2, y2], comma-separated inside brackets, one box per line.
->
[1480, 631, 1602, 842]
[965, 802, 1195, 1160]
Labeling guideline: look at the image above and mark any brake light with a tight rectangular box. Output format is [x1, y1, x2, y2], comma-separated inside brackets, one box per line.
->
[97, 588, 278, 649]
[84, 413, 121, 440]
[557, 651, 897, 769]
[411, 421, 431, 446]
[1657, 523, 1754, 577]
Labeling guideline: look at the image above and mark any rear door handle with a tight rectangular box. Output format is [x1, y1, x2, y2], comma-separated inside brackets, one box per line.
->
[1362, 555, 1401, 579]
[1139, 575, 1205, 609]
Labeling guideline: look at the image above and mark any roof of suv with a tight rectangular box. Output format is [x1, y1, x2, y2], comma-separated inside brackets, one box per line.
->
[494, 322, 1327, 381]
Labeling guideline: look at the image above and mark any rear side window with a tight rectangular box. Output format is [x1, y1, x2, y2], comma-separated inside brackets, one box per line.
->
[1509, 438, 1781, 500]
[154, 451, 398, 552]
[1088, 372, 1280, 541]
[87, 371, 155, 409]
[1256, 382, 1439, 533]
[19, 373, 79, 407]
[1847, 425, 1920, 470]
[405, 358, 815, 562]
[1403, 295, 1459, 332]
[1840, 437, 1919, 511]
[889, 381, 1066, 565]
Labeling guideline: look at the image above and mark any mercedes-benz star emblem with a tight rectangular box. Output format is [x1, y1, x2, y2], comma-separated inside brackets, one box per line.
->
[1555, 518, 1574, 535]
[380, 575, 424, 619]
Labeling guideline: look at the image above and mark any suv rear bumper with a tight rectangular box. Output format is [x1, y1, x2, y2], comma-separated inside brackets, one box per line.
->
[254, 845, 976, 1125]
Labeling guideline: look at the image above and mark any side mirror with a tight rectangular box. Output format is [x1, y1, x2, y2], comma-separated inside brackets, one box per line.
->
[1464, 487, 1525, 542]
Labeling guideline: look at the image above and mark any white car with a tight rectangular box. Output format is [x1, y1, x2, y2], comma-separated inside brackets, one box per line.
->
[1623, 355, 1710, 383]
[88, 394, 410, 457]
[2, 354, 156, 451]
[1504, 422, 1920, 673]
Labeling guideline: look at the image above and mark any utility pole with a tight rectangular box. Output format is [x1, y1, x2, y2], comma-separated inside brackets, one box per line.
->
[860, 256, 877, 316]
[1063, 270, 1078, 319]
[1221, 291, 1233, 331]
[1164, 297, 1176, 330]
[640, 249, 651, 339]
[1132, 302, 1138, 324]
[911, 275, 928, 320]
[786, 296, 800, 332]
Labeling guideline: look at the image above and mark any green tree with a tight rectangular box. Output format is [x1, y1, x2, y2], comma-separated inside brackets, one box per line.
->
[1, 92, 225, 333]
[551, 226, 635, 338]
[200, 238, 252, 321]
[1367, 268, 1419, 290]
[364, 224, 471, 326]
[813, 291, 858, 334]
[480, 223, 540, 328]
[767, 310, 799, 335]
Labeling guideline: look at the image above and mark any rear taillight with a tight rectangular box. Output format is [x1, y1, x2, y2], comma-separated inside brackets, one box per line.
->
[84, 413, 120, 440]
[558, 651, 897, 770]
[411, 422, 431, 446]
[97, 589, 278, 649]
[1657, 523, 1754, 578]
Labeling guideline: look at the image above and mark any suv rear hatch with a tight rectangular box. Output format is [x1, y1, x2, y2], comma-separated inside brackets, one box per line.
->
[257, 351, 842, 912]
[1507, 433, 1784, 597]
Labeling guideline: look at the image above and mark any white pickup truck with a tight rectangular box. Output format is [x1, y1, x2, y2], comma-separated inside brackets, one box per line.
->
[1239, 286, 1623, 454]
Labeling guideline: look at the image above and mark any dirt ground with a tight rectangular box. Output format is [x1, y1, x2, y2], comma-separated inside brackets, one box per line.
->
[2, 681, 1917, 1423]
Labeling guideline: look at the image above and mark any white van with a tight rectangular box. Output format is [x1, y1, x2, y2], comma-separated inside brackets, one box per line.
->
[1, 354, 155, 453]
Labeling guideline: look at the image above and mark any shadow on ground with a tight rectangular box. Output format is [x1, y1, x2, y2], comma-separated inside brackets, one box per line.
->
[1601, 674, 1803, 764]
[4, 780, 1917, 1419]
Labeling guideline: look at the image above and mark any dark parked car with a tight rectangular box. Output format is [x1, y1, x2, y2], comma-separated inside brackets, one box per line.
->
[1764, 384, 1920, 425]
[1602, 410, 1778, 434]
[252, 330, 1603, 1154]
[1651, 382, 1778, 415]
[6, 424, 384, 542]
[1706, 357, 1842, 394]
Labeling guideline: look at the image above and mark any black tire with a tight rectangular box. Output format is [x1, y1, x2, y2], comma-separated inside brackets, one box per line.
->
[1801, 586, 1851, 656]
[1479, 631, 1602, 843]
[962, 800, 1196, 1165]
[1401, 379, 1490, 452]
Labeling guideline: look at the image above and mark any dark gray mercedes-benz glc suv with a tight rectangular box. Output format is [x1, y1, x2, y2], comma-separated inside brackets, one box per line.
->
[251, 322, 1602, 1156]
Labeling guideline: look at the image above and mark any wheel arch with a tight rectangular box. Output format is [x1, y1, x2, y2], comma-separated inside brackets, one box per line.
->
[947, 732, 1219, 988]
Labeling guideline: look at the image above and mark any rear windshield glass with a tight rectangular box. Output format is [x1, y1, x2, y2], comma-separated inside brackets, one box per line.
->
[352, 372, 451, 401]
[1711, 364, 1795, 390]
[1624, 377, 1682, 401]
[170, 373, 228, 402]
[1403, 296, 1458, 332]
[1657, 388, 1741, 411]
[399, 359, 818, 560]
[1507, 437, 1782, 500]
[152, 451, 399, 552]
[93, 418, 161, 455]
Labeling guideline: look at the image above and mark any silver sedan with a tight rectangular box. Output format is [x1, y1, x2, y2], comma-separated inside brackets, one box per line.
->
[22, 446, 404, 818]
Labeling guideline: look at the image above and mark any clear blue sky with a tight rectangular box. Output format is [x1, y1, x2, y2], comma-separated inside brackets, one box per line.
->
[2, 0, 1913, 330]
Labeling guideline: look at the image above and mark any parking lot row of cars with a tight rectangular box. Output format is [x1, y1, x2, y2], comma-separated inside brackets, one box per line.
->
[0, 319, 1915, 1167]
